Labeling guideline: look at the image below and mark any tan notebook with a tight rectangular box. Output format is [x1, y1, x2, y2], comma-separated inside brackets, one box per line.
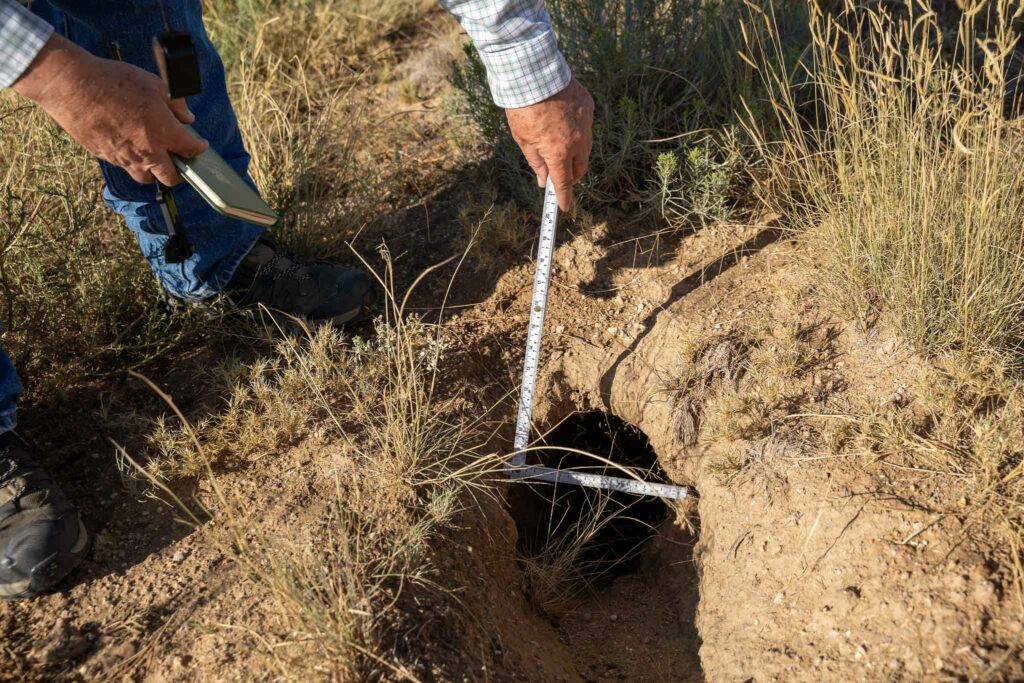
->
[172, 134, 278, 227]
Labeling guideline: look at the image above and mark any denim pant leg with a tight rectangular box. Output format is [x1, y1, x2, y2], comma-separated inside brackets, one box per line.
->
[29, 0, 264, 300]
[0, 346, 22, 435]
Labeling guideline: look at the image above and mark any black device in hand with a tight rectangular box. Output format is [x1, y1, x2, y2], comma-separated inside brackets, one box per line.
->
[152, 31, 202, 263]
[153, 31, 202, 100]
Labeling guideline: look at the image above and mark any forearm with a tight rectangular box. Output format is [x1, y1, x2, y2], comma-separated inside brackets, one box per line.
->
[439, 0, 571, 108]
[10, 33, 90, 104]
[0, 0, 54, 90]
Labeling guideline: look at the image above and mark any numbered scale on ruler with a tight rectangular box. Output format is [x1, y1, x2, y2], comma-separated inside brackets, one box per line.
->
[506, 180, 688, 501]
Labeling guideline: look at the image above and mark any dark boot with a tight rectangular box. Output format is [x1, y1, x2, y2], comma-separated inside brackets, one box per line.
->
[0, 432, 88, 600]
[226, 237, 373, 326]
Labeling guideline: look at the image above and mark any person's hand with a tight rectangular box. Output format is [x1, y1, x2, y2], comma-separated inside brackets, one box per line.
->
[505, 78, 594, 212]
[12, 34, 208, 186]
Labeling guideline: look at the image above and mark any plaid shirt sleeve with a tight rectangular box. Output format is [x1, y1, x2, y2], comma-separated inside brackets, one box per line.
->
[0, 0, 53, 90]
[439, 0, 571, 108]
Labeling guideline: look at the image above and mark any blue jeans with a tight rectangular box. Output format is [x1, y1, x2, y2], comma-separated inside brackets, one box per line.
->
[0, 0, 265, 433]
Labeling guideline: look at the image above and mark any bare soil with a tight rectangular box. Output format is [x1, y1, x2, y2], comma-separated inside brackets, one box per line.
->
[3, 13, 1023, 680]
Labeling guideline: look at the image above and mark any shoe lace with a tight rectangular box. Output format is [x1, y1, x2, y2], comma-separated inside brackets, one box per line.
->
[0, 448, 24, 491]
[260, 249, 313, 284]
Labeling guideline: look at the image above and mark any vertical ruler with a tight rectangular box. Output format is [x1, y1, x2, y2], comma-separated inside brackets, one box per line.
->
[506, 180, 688, 501]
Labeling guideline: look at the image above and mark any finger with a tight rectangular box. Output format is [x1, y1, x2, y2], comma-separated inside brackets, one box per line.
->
[167, 98, 196, 125]
[518, 142, 549, 188]
[548, 155, 575, 212]
[573, 148, 590, 183]
[127, 166, 156, 185]
[148, 155, 185, 187]
[166, 124, 209, 159]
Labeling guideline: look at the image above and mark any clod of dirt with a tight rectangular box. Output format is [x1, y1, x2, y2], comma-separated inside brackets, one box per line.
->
[30, 619, 92, 665]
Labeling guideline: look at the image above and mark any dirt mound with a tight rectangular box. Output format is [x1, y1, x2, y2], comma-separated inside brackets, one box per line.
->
[452, 215, 1024, 680]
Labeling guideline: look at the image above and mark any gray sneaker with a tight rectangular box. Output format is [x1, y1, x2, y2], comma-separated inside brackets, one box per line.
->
[0, 432, 88, 600]
[226, 237, 373, 326]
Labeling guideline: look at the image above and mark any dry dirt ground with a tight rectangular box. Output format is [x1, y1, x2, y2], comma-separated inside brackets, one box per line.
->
[5, 210, 1022, 681]
[2, 14, 1024, 683]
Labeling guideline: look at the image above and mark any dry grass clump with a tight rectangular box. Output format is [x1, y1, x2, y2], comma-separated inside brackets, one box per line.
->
[519, 492, 621, 615]
[738, 0, 1024, 589]
[207, 0, 436, 257]
[131, 264, 494, 678]
[743, 0, 1024, 364]
[451, 190, 533, 268]
[205, 0, 431, 73]
[849, 355, 1024, 601]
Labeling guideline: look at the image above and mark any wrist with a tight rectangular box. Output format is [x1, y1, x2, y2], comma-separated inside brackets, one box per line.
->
[11, 33, 92, 105]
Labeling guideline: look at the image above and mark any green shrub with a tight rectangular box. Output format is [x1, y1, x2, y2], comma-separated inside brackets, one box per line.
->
[654, 130, 744, 227]
[451, 0, 764, 216]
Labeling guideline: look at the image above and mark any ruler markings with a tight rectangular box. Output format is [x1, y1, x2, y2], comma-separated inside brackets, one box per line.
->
[506, 179, 688, 502]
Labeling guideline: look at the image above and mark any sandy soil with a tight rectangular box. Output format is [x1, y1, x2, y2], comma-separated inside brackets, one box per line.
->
[2, 12, 1023, 680]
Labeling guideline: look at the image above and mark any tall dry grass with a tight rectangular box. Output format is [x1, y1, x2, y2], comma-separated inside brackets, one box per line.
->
[741, 0, 1024, 601]
[743, 0, 1024, 364]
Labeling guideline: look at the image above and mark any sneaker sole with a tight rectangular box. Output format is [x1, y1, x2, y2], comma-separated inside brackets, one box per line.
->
[328, 292, 372, 326]
[174, 291, 372, 330]
[0, 518, 89, 600]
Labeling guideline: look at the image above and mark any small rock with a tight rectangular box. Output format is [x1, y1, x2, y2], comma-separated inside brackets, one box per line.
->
[609, 613, 618, 622]
[106, 642, 137, 661]
[972, 580, 999, 606]
[171, 550, 187, 563]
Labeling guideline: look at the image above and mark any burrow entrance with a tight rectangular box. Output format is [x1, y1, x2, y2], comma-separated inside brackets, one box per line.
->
[508, 411, 703, 681]
[510, 411, 676, 581]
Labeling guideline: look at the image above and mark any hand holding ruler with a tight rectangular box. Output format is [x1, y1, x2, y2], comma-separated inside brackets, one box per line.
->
[505, 179, 689, 501]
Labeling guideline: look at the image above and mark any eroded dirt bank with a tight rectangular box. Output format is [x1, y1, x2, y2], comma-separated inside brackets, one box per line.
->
[456, 216, 1024, 680]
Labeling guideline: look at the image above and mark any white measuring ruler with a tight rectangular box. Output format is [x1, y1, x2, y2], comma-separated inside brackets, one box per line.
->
[506, 179, 688, 501]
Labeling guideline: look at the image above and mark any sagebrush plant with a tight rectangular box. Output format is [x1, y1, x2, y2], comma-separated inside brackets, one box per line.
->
[0, 99, 195, 395]
[654, 129, 745, 227]
[452, 0, 767, 214]
[742, 0, 1024, 364]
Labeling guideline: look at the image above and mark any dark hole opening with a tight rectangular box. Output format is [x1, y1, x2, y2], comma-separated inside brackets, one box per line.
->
[509, 411, 674, 583]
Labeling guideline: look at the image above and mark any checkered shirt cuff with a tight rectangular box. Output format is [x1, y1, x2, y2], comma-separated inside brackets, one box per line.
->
[478, 26, 570, 108]
[0, 1, 53, 90]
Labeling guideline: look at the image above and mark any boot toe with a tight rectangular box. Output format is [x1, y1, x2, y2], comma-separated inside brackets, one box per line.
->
[312, 268, 374, 325]
[0, 511, 88, 600]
